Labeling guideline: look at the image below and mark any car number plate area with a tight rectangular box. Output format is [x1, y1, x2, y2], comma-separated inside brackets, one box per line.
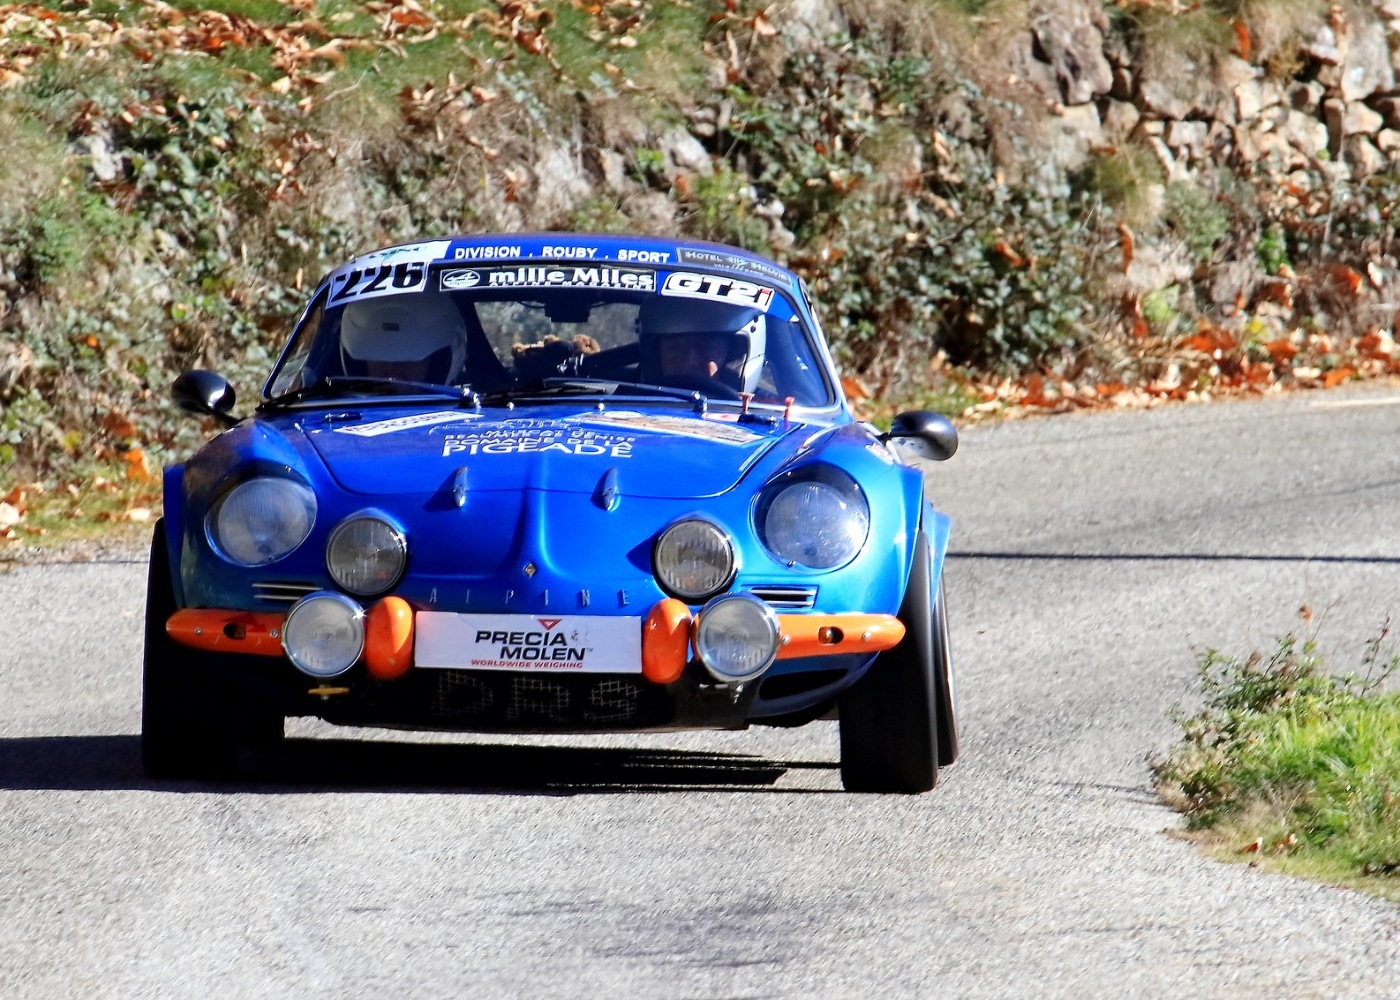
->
[414, 612, 643, 673]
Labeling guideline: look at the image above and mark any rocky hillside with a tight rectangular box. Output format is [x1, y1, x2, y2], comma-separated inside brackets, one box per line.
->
[0, 0, 1398, 533]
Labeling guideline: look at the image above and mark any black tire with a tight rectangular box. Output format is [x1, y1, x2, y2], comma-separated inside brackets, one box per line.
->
[141, 521, 240, 779]
[839, 531, 939, 793]
[932, 580, 960, 767]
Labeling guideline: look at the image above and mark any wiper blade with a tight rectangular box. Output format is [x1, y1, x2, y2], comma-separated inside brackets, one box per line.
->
[479, 378, 618, 405]
[480, 378, 704, 406]
[265, 376, 477, 407]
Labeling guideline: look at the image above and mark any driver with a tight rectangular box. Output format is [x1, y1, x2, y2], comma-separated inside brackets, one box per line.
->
[638, 298, 766, 391]
[340, 296, 468, 383]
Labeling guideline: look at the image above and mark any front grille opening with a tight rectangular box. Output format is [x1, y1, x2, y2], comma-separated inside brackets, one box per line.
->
[432, 673, 494, 717]
[759, 669, 847, 701]
[585, 678, 640, 723]
[508, 676, 570, 723]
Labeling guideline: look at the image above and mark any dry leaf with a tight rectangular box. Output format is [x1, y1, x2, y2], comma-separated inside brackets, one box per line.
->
[127, 507, 153, 522]
[0, 502, 22, 528]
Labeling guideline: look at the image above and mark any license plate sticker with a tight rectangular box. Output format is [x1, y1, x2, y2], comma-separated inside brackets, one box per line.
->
[414, 612, 642, 673]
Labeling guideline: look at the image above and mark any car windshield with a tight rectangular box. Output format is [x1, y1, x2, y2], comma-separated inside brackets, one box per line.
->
[264, 262, 833, 407]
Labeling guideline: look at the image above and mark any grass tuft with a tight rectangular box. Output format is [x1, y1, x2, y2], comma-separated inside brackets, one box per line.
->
[1154, 627, 1400, 901]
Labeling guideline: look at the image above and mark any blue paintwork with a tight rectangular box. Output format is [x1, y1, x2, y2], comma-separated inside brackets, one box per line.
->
[166, 233, 953, 730]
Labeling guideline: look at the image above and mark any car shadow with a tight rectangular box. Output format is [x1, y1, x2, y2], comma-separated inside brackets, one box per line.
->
[0, 734, 839, 795]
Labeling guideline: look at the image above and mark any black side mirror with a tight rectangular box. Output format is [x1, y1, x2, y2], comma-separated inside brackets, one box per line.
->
[172, 370, 239, 427]
[882, 410, 958, 462]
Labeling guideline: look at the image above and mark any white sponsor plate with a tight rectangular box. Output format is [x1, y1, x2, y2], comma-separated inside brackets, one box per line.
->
[415, 612, 642, 673]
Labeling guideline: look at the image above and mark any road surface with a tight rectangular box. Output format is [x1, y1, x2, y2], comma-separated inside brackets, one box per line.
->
[3, 385, 1400, 997]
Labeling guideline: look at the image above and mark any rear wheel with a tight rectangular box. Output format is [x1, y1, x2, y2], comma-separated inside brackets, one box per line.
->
[141, 521, 240, 779]
[839, 531, 939, 793]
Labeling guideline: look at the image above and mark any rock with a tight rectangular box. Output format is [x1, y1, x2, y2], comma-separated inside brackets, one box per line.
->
[1110, 64, 1133, 102]
[1031, 0, 1114, 105]
[1215, 55, 1258, 91]
[1235, 80, 1263, 122]
[1041, 103, 1103, 170]
[1007, 31, 1062, 102]
[1147, 135, 1189, 182]
[1325, 99, 1385, 152]
[1377, 128, 1400, 152]
[1101, 99, 1140, 141]
[657, 127, 712, 177]
[768, 0, 847, 50]
[1344, 135, 1386, 178]
[1210, 260, 1262, 307]
[1303, 24, 1341, 64]
[594, 148, 629, 194]
[1344, 101, 1385, 135]
[621, 191, 679, 234]
[1257, 79, 1284, 113]
[1106, 238, 1194, 298]
[1288, 80, 1325, 114]
[1166, 119, 1208, 158]
[1381, 0, 1400, 19]
[1281, 110, 1330, 158]
[532, 143, 594, 221]
[80, 133, 121, 182]
[1373, 96, 1400, 130]
[1138, 73, 1194, 121]
[1339, 21, 1394, 102]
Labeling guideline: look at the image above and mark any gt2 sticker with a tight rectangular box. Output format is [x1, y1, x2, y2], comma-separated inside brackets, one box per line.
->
[660, 272, 774, 312]
[441, 426, 636, 458]
[329, 240, 451, 304]
[333, 411, 477, 437]
[466, 265, 656, 291]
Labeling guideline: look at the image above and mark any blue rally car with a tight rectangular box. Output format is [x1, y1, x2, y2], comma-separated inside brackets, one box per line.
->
[148, 234, 959, 792]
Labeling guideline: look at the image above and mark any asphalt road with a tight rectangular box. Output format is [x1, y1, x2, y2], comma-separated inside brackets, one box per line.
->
[5, 385, 1400, 998]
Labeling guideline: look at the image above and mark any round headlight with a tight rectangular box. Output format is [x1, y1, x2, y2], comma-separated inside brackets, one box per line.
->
[283, 591, 364, 677]
[326, 515, 407, 596]
[207, 477, 317, 567]
[653, 518, 736, 601]
[694, 593, 780, 683]
[756, 466, 869, 569]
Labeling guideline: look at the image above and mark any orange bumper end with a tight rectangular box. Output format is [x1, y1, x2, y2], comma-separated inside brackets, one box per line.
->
[364, 596, 414, 680]
[775, 613, 904, 659]
[637, 600, 906, 683]
[642, 598, 692, 684]
[166, 608, 286, 656]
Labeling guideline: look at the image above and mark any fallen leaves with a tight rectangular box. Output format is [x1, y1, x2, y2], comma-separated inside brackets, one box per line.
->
[0, 0, 551, 95]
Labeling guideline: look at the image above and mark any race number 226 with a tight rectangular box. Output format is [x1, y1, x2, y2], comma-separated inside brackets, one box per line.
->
[330, 261, 427, 302]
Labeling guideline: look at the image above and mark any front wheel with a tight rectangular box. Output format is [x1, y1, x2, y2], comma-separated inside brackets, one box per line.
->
[839, 531, 941, 793]
[141, 521, 240, 779]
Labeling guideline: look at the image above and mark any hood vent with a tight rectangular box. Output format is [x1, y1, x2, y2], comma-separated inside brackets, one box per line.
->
[252, 581, 319, 604]
[747, 585, 817, 610]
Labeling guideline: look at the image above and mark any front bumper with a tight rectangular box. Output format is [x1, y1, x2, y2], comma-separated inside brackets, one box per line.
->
[165, 598, 903, 732]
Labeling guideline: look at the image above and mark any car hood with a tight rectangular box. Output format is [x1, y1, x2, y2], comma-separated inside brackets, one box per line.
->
[300, 405, 802, 499]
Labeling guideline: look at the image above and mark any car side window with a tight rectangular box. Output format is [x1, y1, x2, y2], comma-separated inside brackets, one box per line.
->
[268, 292, 326, 397]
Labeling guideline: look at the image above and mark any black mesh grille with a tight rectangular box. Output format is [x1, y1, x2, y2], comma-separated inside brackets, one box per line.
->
[405, 670, 666, 731]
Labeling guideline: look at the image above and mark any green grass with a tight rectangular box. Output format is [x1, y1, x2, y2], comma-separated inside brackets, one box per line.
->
[1154, 630, 1400, 901]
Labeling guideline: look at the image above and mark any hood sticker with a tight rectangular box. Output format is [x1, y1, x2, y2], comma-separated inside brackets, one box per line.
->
[578, 410, 763, 444]
[442, 425, 636, 458]
[334, 410, 478, 437]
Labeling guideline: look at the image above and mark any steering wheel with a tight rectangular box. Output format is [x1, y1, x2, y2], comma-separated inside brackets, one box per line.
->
[657, 374, 743, 400]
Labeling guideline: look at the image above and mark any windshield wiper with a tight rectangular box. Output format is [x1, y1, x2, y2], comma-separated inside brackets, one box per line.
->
[264, 376, 478, 409]
[480, 378, 704, 406]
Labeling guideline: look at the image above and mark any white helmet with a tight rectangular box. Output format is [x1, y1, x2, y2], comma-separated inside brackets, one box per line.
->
[340, 296, 467, 383]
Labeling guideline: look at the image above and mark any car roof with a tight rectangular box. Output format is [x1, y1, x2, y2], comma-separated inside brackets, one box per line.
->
[343, 232, 801, 293]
